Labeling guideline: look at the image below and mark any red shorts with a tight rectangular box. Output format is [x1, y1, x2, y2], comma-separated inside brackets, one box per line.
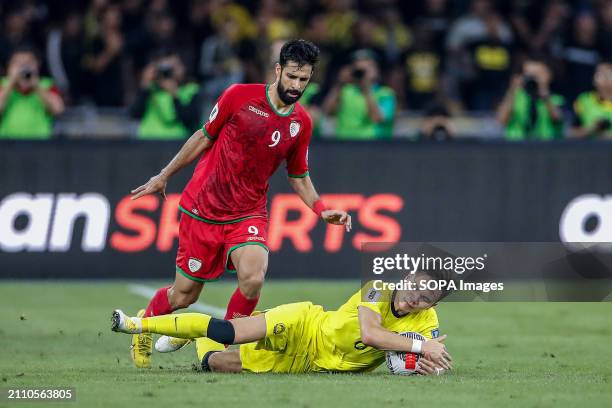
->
[176, 213, 269, 282]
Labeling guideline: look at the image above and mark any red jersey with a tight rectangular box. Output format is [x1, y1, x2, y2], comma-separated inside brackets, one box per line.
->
[179, 84, 312, 222]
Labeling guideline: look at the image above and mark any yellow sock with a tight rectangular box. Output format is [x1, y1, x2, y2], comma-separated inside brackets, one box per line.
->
[141, 313, 211, 338]
[195, 337, 225, 361]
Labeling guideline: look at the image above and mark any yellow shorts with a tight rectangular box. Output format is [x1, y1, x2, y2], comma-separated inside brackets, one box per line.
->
[240, 301, 323, 373]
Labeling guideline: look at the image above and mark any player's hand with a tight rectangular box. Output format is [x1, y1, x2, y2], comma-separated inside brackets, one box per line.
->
[421, 335, 452, 370]
[416, 357, 446, 376]
[321, 210, 352, 232]
[131, 174, 168, 200]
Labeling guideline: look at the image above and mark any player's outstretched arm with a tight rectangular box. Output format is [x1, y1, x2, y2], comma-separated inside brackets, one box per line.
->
[131, 129, 213, 200]
[357, 306, 452, 370]
[288, 175, 352, 231]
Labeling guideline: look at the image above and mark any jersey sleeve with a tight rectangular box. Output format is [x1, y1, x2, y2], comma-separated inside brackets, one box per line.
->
[202, 84, 240, 140]
[286, 112, 312, 178]
[357, 283, 389, 315]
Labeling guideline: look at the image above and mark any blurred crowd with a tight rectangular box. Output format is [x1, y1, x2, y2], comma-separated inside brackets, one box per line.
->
[1, 0, 612, 140]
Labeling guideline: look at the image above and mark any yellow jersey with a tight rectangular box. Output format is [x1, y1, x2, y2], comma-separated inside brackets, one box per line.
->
[310, 285, 439, 372]
[240, 284, 439, 373]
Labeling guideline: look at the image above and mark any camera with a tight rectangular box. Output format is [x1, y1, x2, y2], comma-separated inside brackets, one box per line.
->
[19, 67, 34, 80]
[156, 62, 174, 79]
[352, 68, 366, 80]
[596, 118, 611, 132]
[430, 124, 452, 141]
[523, 75, 539, 96]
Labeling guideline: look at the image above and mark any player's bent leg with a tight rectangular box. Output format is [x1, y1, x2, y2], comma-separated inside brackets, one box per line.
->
[207, 349, 242, 373]
[168, 270, 204, 309]
[144, 286, 173, 317]
[225, 244, 269, 319]
[232, 244, 268, 299]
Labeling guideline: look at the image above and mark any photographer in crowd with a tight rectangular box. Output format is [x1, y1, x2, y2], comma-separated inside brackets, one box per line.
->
[0, 46, 65, 139]
[322, 49, 396, 140]
[496, 56, 564, 140]
[418, 102, 455, 141]
[130, 49, 200, 140]
[571, 60, 612, 139]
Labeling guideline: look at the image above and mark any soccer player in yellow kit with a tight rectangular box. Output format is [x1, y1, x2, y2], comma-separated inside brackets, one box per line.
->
[111, 271, 453, 375]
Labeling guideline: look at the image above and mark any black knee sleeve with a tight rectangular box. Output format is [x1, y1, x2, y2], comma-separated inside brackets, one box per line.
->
[207, 318, 235, 345]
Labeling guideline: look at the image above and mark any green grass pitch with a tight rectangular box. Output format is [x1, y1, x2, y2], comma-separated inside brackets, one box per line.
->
[1, 280, 611, 408]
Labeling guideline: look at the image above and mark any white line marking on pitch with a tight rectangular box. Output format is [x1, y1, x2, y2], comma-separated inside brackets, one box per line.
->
[127, 284, 226, 318]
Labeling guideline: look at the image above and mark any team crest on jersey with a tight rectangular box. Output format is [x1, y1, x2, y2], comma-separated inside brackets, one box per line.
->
[366, 287, 382, 303]
[273, 323, 286, 335]
[289, 121, 300, 137]
[431, 329, 439, 338]
[188, 257, 202, 273]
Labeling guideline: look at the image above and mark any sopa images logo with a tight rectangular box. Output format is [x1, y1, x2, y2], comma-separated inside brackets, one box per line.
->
[559, 194, 612, 243]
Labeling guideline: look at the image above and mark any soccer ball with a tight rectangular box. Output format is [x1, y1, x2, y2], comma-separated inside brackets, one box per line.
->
[385, 332, 426, 375]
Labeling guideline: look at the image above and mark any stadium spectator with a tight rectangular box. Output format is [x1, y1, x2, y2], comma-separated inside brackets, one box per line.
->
[322, 49, 396, 140]
[324, 15, 388, 86]
[558, 10, 601, 104]
[82, 4, 125, 106]
[0, 46, 65, 139]
[412, 0, 453, 55]
[465, 12, 514, 110]
[257, 0, 298, 42]
[399, 23, 445, 110]
[317, 0, 358, 50]
[144, 12, 179, 57]
[445, 0, 513, 109]
[0, 8, 33, 69]
[46, 11, 86, 104]
[599, 0, 612, 59]
[376, 6, 412, 65]
[509, 0, 569, 55]
[571, 60, 612, 139]
[4, 0, 612, 139]
[198, 12, 245, 118]
[496, 56, 565, 141]
[129, 49, 200, 140]
[120, 0, 146, 39]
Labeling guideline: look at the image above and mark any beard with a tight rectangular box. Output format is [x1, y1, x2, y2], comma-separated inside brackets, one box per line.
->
[277, 80, 303, 105]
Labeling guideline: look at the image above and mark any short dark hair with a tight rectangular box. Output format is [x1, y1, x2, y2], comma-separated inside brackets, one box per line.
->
[523, 53, 551, 67]
[599, 57, 612, 67]
[149, 47, 179, 63]
[279, 39, 320, 69]
[9, 44, 40, 62]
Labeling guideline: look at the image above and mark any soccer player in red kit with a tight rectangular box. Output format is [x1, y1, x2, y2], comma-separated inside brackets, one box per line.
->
[127, 39, 352, 368]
